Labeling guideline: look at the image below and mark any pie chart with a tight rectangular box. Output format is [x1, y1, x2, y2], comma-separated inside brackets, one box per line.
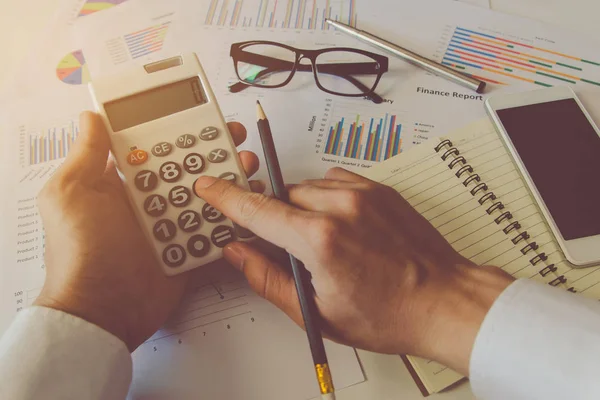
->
[78, 0, 129, 17]
[56, 50, 91, 85]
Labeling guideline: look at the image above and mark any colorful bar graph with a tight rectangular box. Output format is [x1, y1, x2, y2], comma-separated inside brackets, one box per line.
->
[29, 121, 79, 166]
[205, 0, 356, 30]
[441, 27, 600, 87]
[324, 113, 402, 161]
[124, 22, 171, 60]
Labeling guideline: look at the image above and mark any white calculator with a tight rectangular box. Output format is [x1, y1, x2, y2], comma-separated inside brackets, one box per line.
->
[89, 53, 253, 276]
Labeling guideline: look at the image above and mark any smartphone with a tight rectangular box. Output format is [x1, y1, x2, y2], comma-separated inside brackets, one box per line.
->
[485, 86, 600, 267]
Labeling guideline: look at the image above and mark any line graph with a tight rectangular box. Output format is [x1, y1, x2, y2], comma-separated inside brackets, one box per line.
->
[146, 268, 254, 343]
[439, 27, 600, 87]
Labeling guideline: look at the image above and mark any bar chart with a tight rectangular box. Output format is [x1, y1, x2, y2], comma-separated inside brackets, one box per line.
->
[440, 27, 600, 87]
[124, 22, 171, 59]
[27, 120, 79, 166]
[323, 112, 403, 162]
[204, 0, 357, 30]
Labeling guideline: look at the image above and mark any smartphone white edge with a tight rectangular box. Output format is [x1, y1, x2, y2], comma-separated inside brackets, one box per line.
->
[484, 86, 600, 267]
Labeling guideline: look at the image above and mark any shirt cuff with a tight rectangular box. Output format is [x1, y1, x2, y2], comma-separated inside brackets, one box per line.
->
[0, 306, 132, 400]
[470, 279, 600, 400]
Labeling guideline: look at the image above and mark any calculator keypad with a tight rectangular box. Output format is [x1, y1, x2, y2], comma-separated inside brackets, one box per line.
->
[131, 126, 253, 274]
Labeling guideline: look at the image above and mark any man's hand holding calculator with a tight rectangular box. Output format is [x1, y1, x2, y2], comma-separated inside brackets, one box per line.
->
[34, 112, 263, 351]
[35, 111, 513, 375]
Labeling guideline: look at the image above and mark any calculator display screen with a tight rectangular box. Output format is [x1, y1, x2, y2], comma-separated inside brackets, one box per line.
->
[497, 98, 600, 240]
[105, 77, 206, 132]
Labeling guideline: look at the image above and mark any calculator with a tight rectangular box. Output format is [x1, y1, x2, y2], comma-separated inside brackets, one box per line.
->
[89, 53, 253, 276]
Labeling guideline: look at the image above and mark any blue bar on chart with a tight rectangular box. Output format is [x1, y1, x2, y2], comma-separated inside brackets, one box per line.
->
[324, 113, 402, 161]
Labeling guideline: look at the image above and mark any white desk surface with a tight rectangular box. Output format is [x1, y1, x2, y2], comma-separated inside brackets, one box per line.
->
[1, 1, 599, 399]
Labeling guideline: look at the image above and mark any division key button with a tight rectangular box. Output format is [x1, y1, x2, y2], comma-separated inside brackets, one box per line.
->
[200, 126, 219, 141]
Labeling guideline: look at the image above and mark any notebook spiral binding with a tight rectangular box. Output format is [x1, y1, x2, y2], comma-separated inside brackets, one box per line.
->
[434, 140, 574, 291]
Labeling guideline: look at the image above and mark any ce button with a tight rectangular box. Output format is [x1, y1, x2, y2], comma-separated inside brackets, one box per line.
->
[152, 142, 174, 157]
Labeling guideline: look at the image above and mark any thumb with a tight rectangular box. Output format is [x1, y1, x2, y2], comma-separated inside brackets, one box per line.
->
[60, 111, 111, 183]
[224, 242, 303, 327]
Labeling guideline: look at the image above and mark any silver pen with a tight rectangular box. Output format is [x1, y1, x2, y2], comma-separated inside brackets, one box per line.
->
[326, 19, 486, 94]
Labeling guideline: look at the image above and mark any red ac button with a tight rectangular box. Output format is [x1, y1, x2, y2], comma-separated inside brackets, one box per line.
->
[127, 147, 149, 165]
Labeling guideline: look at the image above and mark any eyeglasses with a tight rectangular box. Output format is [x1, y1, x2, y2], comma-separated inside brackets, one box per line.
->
[229, 41, 389, 104]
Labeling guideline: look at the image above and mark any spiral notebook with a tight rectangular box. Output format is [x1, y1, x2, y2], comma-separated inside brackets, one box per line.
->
[361, 118, 600, 396]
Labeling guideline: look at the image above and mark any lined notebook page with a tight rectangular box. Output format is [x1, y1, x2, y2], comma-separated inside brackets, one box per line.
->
[447, 119, 600, 298]
[361, 134, 556, 394]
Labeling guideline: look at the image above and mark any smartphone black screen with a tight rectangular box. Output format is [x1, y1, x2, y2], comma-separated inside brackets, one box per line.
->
[497, 98, 600, 240]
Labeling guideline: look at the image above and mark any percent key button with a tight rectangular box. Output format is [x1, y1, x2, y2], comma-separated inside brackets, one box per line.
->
[176, 134, 196, 149]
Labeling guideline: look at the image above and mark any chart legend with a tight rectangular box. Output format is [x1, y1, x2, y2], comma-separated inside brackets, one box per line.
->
[78, 0, 129, 17]
[440, 27, 600, 87]
[27, 121, 79, 166]
[204, 0, 357, 30]
[56, 50, 91, 85]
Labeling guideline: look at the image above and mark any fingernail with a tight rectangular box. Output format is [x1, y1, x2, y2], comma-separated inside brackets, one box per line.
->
[195, 176, 218, 190]
[223, 244, 244, 270]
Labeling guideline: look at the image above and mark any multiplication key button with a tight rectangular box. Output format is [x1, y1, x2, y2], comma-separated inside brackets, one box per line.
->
[211, 226, 235, 248]
[207, 149, 227, 163]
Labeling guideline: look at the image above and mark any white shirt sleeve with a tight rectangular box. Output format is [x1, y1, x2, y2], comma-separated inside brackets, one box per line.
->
[470, 278, 600, 400]
[0, 306, 132, 400]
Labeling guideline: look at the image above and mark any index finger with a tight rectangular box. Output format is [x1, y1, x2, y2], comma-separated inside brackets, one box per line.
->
[194, 176, 308, 254]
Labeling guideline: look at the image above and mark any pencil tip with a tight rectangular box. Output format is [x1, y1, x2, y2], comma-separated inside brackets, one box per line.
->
[256, 100, 266, 121]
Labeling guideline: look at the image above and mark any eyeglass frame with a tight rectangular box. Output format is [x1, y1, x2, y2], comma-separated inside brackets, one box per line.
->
[229, 40, 389, 104]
